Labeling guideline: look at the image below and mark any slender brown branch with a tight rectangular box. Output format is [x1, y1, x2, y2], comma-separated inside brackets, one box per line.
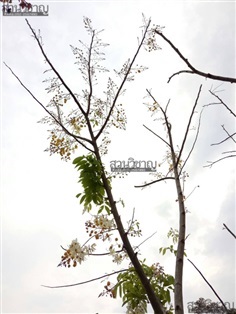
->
[211, 132, 236, 146]
[25, 19, 87, 117]
[209, 90, 236, 117]
[154, 30, 236, 84]
[204, 155, 236, 168]
[87, 30, 95, 114]
[187, 259, 228, 312]
[179, 108, 203, 176]
[221, 125, 236, 144]
[143, 123, 170, 147]
[223, 223, 236, 239]
[177, 85, 202, 167]
[134, 177, 175, 188]
[4, 62, 94, 153]
[126, 208, 136, 235]
[42, 269, 129, 288]
[136, 231, 157, 249]
[96, 20, 151, 140]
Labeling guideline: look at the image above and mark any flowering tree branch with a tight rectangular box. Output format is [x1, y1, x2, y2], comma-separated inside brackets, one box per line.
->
[6, 17, 170, 314]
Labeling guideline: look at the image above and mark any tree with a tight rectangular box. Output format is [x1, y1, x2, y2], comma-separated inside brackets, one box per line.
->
[4, 15, 235, 314]
[188, 298, 236, 314]
[5, 16, 171, 314]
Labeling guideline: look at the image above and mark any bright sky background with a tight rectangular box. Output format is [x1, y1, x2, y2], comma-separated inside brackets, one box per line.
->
[1, 1, 235, 313]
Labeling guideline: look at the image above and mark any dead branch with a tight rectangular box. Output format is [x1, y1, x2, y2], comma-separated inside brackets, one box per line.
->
[42, 268, 129, 288]
[177, 85, 202, 168]
[134, 177, 175, 188]
[221, 125, 236, 144]
[187, 259, 228, 313]
[211, 132, 236, 146]
[209, 90, 236, 117]
[179, 108, 203, 177]
[143, 123, 170, 147]
[154, 30, 236, 84]
[204, 154, 236, 168]
[223, 223, 236, 239]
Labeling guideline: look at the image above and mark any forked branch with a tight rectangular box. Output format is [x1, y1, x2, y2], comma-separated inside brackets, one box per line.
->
[4, 62, 94, 153]
[154, 30, 236, 84]
[96, 19, 151, 140]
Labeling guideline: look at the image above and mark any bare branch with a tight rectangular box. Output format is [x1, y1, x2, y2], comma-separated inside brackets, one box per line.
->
[168, 70, 195, 83]
[42, 269, 129, 289]
[177, 85, 202, 167]
[134, 177, 175, 188]
[4, 62, 94, 153]
[211, 132, 236, 146]
[87, 30, 96, 114]
[187, 259, 228, 313]
[135, 231, 157, 249]
[209, 90, 236, 117]
[223, 223, 236, 239]
[204, 154, 236, 168]
[185, 185, 200, 201]
[143, 124, 170, 147]
[154, 30, 236, 84]
[179, 108, 203, 176]
[221, 125, 236, 144]
[96, 19, 151, 140]
[126, 208, 136, 235]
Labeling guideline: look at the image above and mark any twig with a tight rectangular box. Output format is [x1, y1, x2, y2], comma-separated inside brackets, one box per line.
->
[211, 132, 236, 146]
[143, 123, 170, 147]
[154, 30, 236, 84]
[96, 19, 151, 140]
[204, 155, 236, 168]
[135, 231, 157, 249]
[209, 90, 236, 117]
[187, 259, 228, 312]
[134, 176, 174, 188]
[42, 269, 129, 288]
[221, 125, 236, 144]
[223, 223, 236, 239]
[179, 108, 203, 176]
[86, 30, 95, 114]
[177, 85, 202, 168]
[185, 185, 200, 201]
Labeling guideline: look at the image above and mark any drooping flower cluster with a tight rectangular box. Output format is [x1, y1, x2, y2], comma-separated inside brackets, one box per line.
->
[85, 214, 116, 241]
[109, 244, 127, 265]
[59, 239, 96, 267]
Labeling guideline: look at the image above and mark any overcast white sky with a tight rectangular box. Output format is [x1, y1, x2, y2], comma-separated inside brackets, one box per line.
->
[1, 1, 236, 313]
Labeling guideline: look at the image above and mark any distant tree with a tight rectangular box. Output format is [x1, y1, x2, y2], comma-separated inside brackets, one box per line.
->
[188, 298, 235, 314]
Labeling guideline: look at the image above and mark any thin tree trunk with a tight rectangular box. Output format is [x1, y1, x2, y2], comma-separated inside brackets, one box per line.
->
[93, 143, 166, 314]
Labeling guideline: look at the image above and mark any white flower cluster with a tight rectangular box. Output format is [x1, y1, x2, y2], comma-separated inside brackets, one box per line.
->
[109, 245, 126, 265]
[94, 214, 116, 230]
[60, 239, 96, 267]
